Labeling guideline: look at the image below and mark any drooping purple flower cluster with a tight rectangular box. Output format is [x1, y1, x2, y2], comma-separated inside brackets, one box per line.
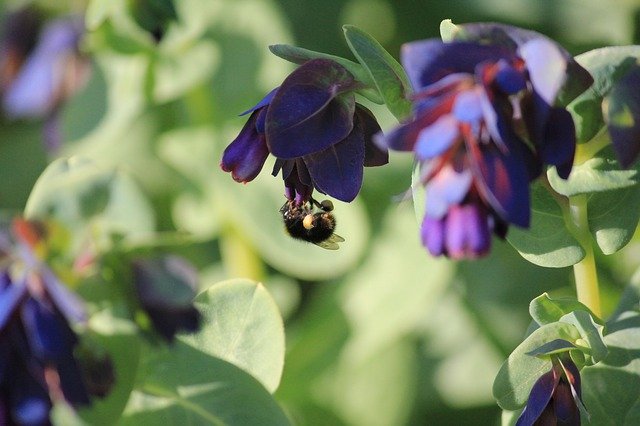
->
[221, 58, 388, 205]
[517, 356, 584, 426]
[0, 219, 90, 424]
[378, 24, 592, 258]
[0, 7, 90, 151]
[131, 255, 201, 342]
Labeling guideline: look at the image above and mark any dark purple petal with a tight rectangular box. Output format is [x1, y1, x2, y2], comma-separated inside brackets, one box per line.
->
[239, 87, 278, 116]
[284, 162, 314, 204]
[604, 65, 640, 168]
[221, 110, 269, 183]
[303, 118, 365, 202]
[542, 107, 576, 179]
[355, 105, 388, 167]
[21, 298, 76, 363]
[444, 203, 491, 259]
[0, 279, 27, 331]
[401, 39, 513, 91]
[516, 370, 559, 426]
[9, 364, 51, 425]
[57, 355, 91, 406]
[553, 381, 579, 424]
[266, 59, 359, 158]
[421, 215, 445, 256]
[494, 62, 527, 95]
[466, 137, 530, 227]
[132, 256, 201, 341]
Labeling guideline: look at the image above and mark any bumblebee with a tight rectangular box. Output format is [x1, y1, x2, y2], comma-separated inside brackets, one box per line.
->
[280, 198, 345, 250]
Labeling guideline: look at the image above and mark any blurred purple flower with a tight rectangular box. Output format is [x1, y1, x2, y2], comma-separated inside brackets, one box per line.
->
[221, 58, 388, 204]
[0, 218, 91, 424]
[378, 24, 591, 258]
[517, 356, 585, 426]
[0, 7, 90, 151]
[132, 255, 201, 342]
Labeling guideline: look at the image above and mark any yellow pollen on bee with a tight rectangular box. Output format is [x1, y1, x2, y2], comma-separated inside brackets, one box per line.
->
[303, 214, 315, 230]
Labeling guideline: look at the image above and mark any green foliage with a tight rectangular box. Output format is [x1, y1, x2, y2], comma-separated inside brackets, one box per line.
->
[342, 25, 412, 120]
[182, 279, 285, 393]
[493, 322, 581, 410]
[506, 181, 585, 268]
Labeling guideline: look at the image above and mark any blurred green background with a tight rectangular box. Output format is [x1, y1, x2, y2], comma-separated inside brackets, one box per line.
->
[2, 0, 640, 424]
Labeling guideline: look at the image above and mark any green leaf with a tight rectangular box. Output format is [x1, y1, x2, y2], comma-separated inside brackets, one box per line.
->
[547, 146, 639, 197]
[181, 279, 285, 393]
[86, 0, 120, 30]
[526, 339, 577, 357]
[342, 25, 412, 121]
[529, 293, 601, 326]
[560, 311, 608, 364]
[581, 311, 640, 425]
[587, 183, 640, 254]
[121, 341, 290, 425]
[569, 46, 640, 143]
[24, 157, 155, 246]
[506, 181, 585, 268]
[493, 322, 581, 410]
[267, 44, 383, 104]
[439, 19, 459, 42]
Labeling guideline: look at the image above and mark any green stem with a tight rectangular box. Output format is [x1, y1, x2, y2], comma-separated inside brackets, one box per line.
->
[219, 225, 265, 282]
[567, 194, 602, 317]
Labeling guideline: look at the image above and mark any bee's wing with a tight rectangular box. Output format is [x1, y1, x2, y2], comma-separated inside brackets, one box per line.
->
[314, 233, 345, 250]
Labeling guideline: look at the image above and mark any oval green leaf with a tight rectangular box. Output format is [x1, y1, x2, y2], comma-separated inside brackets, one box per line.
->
[506, 181, 585, 268]
[121, 341, 290, 425]
[342, 25, 412, 121]
[181, 279, 285, 393]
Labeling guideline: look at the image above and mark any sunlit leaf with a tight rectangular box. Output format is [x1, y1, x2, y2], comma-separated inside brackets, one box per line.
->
[181, 279, 285, 393]
[342, 25, 412, 120]
[506, 181, 585, 268]
[529, 293, 601, 326]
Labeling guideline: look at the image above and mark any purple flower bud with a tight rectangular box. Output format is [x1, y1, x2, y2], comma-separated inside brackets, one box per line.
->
[221, 109, 270, 183]
[517, 356, 584, 426]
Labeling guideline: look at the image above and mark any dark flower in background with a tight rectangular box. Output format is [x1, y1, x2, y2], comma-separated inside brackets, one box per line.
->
[0, 7, 90, 151]
[221, 58, 388, 205]
[517, 356, 585, 426]
[132, 255, 201, 342]
[0, 218, 91, 424]
[378, 24, 592, 258]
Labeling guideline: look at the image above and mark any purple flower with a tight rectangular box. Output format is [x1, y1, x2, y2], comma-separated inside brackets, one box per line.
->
[517, 356, 585, 426]
[0, 218, 91, 424]
[221, 58, 388, 204]
[132, 256, 201, 342]
[378, 24, 591, 258]
[0, 7, 90, 152]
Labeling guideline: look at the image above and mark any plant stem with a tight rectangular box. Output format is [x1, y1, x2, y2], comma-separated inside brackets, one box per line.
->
[567, 194, 602, 317]
[219, 225, 265, 282]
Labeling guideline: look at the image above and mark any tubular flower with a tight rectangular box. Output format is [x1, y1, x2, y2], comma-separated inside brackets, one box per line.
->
[0, 218, 91, 424]
[220, 58, 388, 205]
[517, 356, 585, 426]
[378, 24, 592, 258]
